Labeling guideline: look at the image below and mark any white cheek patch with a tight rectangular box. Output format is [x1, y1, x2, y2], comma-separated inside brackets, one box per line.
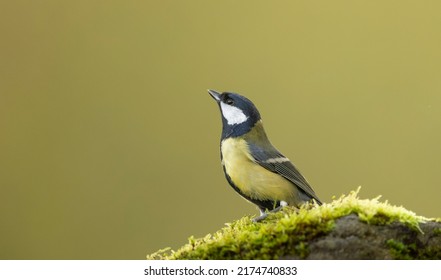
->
[220, 102, 248, 125]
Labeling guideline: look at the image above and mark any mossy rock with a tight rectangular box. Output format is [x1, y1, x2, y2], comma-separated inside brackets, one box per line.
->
[147, 188, 441, 260]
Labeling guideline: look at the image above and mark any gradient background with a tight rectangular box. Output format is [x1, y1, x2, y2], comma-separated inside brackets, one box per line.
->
[1, 1, 440, 259]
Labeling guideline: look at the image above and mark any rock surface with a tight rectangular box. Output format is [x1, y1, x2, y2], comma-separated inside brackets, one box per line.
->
[282, 214, 441, 259]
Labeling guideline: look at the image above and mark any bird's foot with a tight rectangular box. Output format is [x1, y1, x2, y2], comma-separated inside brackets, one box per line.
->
[270, 200, 288, 213]
[252, 201, 288, 222]
[252, 212, 268, 222]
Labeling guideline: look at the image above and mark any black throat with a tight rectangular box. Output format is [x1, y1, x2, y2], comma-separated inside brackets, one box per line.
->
[221, 116, 260, 139]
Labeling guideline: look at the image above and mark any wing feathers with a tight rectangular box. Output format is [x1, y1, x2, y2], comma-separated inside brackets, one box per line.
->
[248, 142, 322, 205]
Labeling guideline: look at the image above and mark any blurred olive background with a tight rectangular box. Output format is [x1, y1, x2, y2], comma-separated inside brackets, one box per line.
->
[1, 0, 440, 259]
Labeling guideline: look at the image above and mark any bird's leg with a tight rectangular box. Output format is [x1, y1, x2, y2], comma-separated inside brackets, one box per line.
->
[270, 200, 288, 213]
[252, 201, 288, 222]
[252, 208, 268, 222]
[270, 205, 283, 213]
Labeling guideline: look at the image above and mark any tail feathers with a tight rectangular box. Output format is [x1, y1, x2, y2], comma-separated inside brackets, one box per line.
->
[299, 190, 322, 205]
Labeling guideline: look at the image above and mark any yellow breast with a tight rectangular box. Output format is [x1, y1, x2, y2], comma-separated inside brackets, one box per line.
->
[221, 137, 299, 205]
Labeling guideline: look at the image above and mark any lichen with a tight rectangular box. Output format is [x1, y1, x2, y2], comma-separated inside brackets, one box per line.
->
[147, 188, 431, 260]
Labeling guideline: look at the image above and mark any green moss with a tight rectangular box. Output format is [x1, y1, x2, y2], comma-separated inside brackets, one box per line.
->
[386, 239, 416, 260]
[433, 228, 441, 236]
[147, 188, 430, 260]
[386, 238, 441, 260]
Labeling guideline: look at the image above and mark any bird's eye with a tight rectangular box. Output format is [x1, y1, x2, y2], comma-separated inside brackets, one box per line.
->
[226, 98, 234, 105]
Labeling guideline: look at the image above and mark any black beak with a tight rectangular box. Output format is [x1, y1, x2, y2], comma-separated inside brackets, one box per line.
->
[207, 89, 221, 102]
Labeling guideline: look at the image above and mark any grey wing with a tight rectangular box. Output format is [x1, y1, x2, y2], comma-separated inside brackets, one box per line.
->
[248, 143, 322, 205]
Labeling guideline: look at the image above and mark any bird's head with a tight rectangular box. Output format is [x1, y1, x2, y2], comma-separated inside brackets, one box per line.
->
[208, 89, 261, 138]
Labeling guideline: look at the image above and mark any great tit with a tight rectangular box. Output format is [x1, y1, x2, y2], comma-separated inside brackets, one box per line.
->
[208, 90, 322, 222]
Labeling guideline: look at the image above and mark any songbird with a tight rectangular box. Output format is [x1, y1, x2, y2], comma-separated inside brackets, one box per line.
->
[208, 89, 322, 222]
